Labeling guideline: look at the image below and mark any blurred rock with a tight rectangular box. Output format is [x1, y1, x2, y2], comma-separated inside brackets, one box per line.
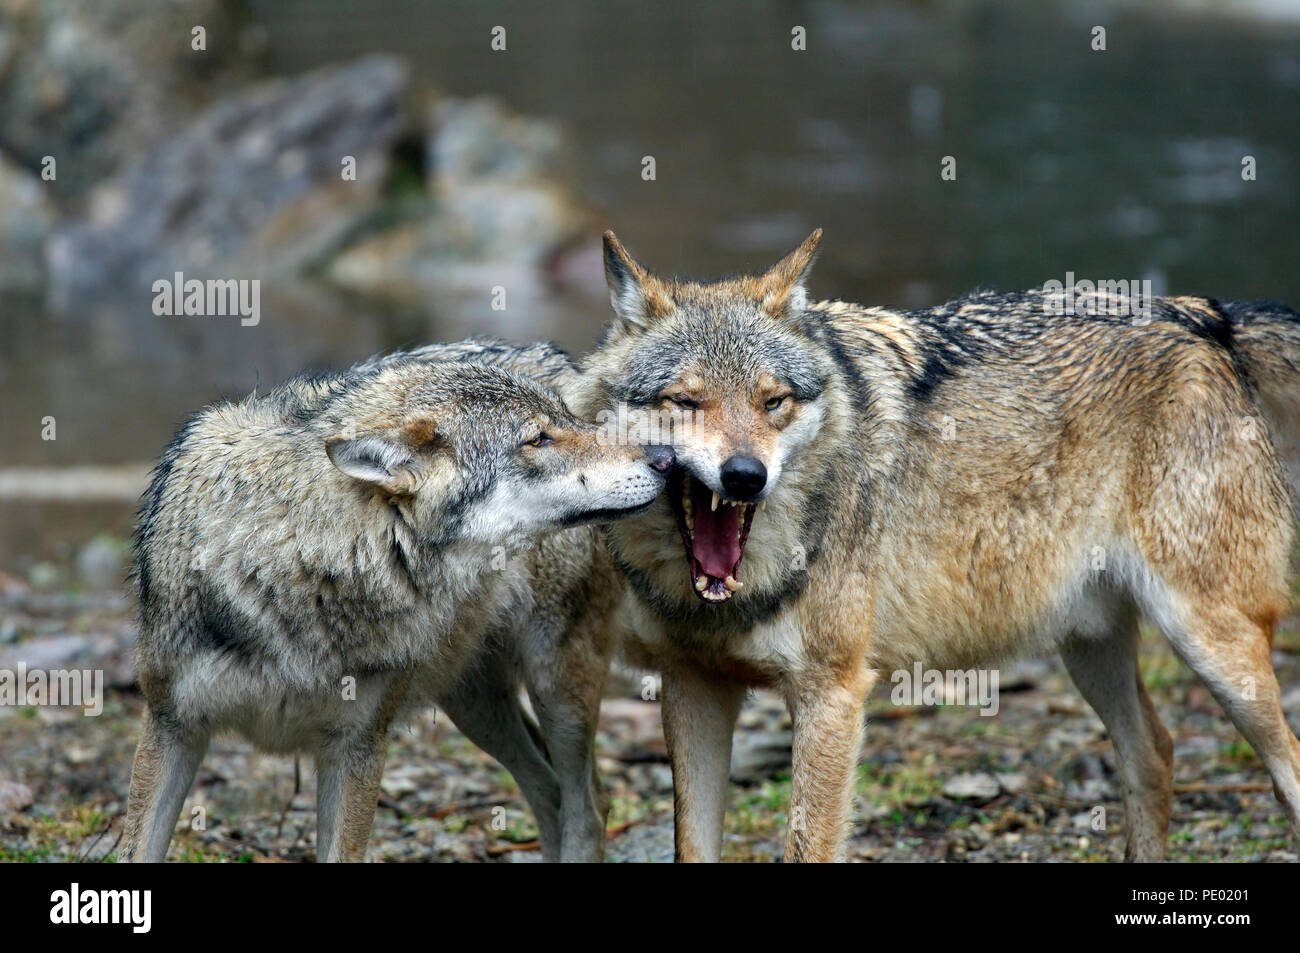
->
[606, 821, 674, 864]
[943, 772, 1000, 801]
[0, 569, 28, 598]
[0, 0, 264, 199]
[27, 562, 61, 591]
[996, 772, 1029, 795]
[730, 730, 793, 782]
[49, 55, 408, 308]
[0, 150, 52, 292]
[598, 698, 661, 745]
[75, 536, 124, 591]
[432, 97, 567, 186]
[0, 780, 33, 813]
[0, 626, 137, 688]
[327, 95, 594, 314]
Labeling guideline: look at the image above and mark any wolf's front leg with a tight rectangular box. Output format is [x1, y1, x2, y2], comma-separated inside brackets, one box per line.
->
[120, 707, 208, 862]
[314, 734, 389, 863]
[662, 663, 746, 862]
[782, 664, 874, 863]
[315, 680, 406, 863]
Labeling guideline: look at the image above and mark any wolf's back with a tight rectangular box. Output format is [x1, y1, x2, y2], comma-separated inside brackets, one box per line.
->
[1223, 299, 1300, 496]
[360, 337, 579, 394]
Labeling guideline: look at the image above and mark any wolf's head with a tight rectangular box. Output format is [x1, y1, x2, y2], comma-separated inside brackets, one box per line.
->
[585, 229, 836, 604]
[325, 362, 673, 547]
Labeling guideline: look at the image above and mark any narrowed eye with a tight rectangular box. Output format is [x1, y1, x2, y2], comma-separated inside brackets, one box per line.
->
[667, 393, 699, 410]
[765, 395, 788, 411]
[524, 433, 553, 448]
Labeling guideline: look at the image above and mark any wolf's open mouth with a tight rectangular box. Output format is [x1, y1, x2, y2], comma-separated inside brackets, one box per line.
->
[667, 470, 758, 603]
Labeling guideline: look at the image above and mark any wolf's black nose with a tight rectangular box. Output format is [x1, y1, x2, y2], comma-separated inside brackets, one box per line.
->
[644, 444, 676, 474]
[720, 455, 767, 500]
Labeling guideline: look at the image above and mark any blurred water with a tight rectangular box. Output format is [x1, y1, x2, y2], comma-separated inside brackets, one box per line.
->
[3, 0, 1300, 571]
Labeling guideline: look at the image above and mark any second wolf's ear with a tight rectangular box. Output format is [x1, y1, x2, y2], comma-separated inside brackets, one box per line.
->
[758, 228, 822, 317]
[327, 434, 418, 494]
[603, 230, 675, 330]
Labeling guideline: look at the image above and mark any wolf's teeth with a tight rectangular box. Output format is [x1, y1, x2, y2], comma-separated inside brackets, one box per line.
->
[724, 575, 742, 591]
[695, 575, 708, 592]
[711, 492, 720, 512]
[685, 513, 694, 532]
[759, 500, 766, 512]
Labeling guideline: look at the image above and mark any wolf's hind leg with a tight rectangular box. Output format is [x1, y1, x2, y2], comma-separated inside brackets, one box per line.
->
[1060, 608, 1174, 862]
[1159, 604, 1300, 848]
[120, 708, 208, 862]
[439, 647, 564, 861]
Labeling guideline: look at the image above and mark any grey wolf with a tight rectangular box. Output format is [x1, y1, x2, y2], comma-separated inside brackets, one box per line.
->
[569, 228, 1300, 862]
[121, 343, 673, 862]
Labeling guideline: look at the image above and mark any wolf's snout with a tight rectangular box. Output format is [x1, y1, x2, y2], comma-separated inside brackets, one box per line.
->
[720, 455, 767, 501]
[644, 444, 676, 474]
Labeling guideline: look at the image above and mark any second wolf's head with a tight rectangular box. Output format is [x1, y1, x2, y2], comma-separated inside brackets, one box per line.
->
[578, 229, 840, 605]
[325, 360, 674, 547]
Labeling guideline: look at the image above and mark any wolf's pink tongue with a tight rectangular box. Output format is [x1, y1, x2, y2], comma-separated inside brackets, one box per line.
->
[691, 487, 741, 579]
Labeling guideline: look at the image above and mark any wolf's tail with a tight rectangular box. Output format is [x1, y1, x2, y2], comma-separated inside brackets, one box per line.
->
[1222, 299, 1300, 498]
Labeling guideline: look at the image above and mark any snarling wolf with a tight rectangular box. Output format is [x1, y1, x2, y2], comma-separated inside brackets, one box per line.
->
[122, 344, 673, 862]
[569, 228, 1300, 862]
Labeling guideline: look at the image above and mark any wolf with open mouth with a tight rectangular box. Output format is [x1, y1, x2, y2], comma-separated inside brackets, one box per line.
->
[570, 227, 1300, 864]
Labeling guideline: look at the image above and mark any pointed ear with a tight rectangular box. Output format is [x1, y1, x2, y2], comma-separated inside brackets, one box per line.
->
[758, 228, 822, 317]
[326, 434, 417, 494]
[602, 230, 674, 329]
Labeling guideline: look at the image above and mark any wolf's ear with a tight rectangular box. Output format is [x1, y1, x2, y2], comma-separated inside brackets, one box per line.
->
[603, 230, 674, 330]
[326, 434, 417, 494]
[758, 228, 822, 317]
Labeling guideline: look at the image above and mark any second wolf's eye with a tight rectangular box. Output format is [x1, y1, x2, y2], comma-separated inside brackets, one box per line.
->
[525, 433, 553, 448]
[765, 396, 787, 411]
[668, 393, 699, 410]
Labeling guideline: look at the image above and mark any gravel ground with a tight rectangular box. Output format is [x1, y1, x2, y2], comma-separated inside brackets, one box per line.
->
[1, 580, 1298, 863]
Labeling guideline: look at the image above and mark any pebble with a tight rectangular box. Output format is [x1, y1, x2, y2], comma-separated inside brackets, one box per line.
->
[0, 780, 34, 813]
[943, 772, 1000, 800]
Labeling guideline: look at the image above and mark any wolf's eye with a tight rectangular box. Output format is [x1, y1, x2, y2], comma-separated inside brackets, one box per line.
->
[524, 433, 553, 448]
[765, 396, 787, 411]
[668, 393, 699, 410]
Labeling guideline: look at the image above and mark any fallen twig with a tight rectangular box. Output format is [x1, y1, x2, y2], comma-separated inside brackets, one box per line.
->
[1173, 781, 1273, 794]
